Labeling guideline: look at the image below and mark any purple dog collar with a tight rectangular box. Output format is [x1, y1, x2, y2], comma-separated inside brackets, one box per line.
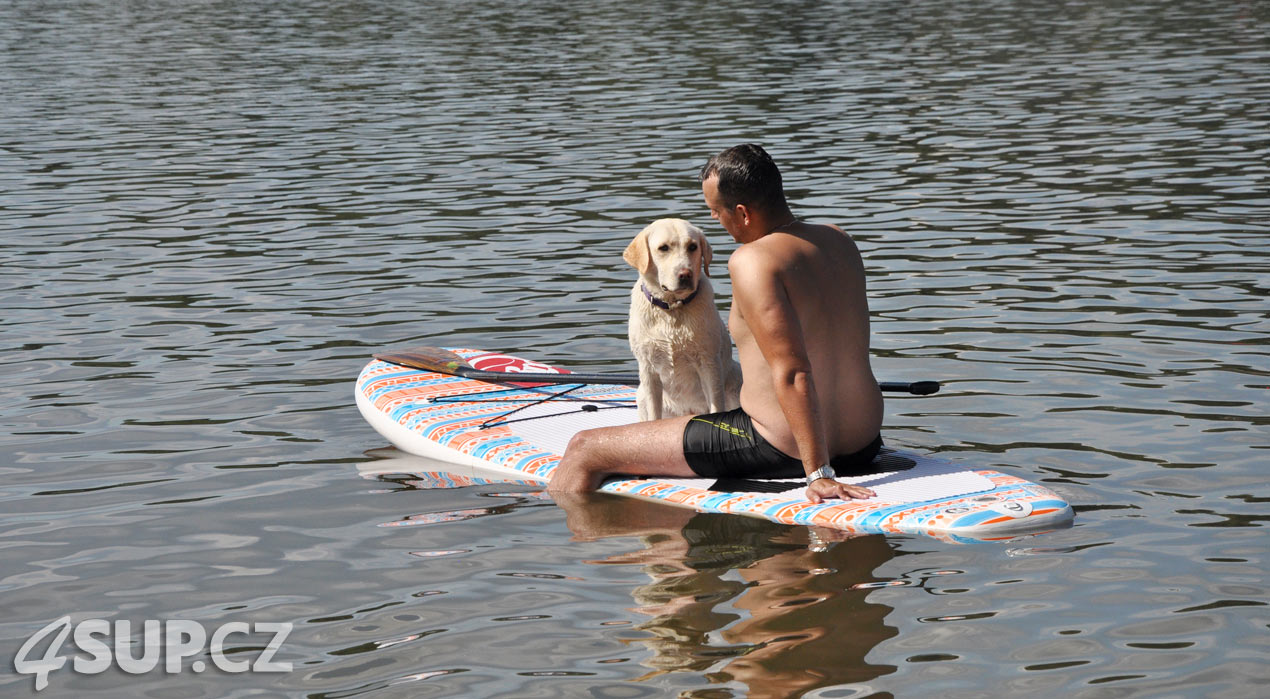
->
[641, 283, 698, 310]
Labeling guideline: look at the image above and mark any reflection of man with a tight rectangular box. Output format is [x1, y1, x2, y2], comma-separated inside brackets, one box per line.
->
[555, 492, 897, 694]
[550, 144, 883, 502]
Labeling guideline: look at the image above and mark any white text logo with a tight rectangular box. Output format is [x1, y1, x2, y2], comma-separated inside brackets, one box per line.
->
[13, 617, 292, 691]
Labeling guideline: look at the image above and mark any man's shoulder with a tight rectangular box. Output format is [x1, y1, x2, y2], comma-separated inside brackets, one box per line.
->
[728, 235, 782, 260]
[727, 238, 778, 273]
[729, 224, 852, 272]
[807, 221, 848, 239]
[726, 243, 783, 296]
[807, 223, 859, 258]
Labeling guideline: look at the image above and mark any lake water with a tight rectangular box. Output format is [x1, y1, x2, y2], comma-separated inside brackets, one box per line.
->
[1, 1, 1266, 697]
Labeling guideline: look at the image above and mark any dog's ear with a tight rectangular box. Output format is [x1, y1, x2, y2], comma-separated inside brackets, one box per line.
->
[699, 231, 713, 275]
[623, 227, 652, 274]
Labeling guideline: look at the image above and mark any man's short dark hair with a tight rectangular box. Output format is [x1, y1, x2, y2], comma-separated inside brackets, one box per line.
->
[699, 144, 788, 213]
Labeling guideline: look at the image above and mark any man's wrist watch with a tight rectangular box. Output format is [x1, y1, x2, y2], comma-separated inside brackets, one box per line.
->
[806, 464, 835, 485]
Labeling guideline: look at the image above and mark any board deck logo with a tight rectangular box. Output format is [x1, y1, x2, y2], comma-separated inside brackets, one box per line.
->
[470, 353, 568, 375]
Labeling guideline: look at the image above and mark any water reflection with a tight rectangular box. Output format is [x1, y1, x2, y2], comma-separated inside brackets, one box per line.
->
[556, 493, 898, 697]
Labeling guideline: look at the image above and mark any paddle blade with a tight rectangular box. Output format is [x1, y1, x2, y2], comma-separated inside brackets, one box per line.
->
[374, 346, 472, 376]
[879, 380, 941, 395]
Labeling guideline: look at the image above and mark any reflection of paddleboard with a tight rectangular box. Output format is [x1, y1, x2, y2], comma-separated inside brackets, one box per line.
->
[358, 448, 542, 490]
[357, 449, 547, 531]
[355, 347, 1074, 543]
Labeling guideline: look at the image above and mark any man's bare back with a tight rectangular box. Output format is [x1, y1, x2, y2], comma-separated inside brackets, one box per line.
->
[727, 222, 883, 459]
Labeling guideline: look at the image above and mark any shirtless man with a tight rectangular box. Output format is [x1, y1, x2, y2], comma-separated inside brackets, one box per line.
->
[548, 144, 883, 502]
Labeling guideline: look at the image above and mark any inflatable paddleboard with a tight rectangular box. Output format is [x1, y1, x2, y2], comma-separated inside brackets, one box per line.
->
[355, 348, 1073, 543]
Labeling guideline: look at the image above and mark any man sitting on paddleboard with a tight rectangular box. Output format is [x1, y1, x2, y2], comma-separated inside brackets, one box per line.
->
[549, 144, 883, 502]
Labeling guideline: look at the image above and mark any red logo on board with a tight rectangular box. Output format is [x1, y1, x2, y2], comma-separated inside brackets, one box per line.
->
[469, 353, 569, 375]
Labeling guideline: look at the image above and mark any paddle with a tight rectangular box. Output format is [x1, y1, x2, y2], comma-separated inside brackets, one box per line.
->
[374, 346, 941, 395]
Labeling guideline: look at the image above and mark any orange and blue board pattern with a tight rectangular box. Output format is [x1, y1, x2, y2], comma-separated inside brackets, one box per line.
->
[356, 349, 1073, 542]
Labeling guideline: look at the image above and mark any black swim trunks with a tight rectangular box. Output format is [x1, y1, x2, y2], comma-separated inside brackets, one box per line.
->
[682, 407, 883, 479]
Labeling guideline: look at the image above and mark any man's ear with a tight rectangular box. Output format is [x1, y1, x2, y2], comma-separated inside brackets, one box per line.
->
[623, 227, 652, 274]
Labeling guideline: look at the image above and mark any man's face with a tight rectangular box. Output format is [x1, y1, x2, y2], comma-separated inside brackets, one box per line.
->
[702, 175, 743, 243]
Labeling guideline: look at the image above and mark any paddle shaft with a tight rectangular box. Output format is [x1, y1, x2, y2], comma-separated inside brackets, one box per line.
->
[375, 347, 940, 395]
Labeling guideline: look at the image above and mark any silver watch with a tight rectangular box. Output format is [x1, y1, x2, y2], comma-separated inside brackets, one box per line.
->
[806, 465, 835, 485]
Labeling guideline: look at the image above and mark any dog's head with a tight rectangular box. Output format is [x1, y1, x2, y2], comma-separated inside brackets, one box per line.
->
[623, 218, 713, 299]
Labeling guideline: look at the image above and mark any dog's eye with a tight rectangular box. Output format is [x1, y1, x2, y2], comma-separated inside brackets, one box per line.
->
[658, 244, 670, 252]
[687, 243, 698, 252]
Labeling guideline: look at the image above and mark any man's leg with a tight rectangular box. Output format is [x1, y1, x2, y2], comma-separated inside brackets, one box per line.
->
[547, 414, 696, 492]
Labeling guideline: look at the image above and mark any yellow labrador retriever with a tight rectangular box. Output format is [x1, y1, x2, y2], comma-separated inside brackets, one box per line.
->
[624, 218, 742, 421]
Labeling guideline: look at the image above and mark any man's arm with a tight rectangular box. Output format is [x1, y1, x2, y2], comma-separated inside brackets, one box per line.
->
[728, 249, 874, 502]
